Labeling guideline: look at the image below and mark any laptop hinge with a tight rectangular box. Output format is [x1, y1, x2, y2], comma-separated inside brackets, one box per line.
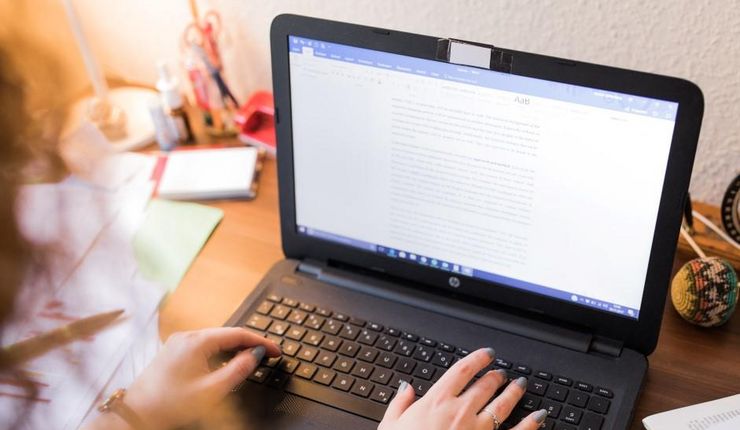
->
[589, 336, 623, 357]
[297, 260, 595, 354]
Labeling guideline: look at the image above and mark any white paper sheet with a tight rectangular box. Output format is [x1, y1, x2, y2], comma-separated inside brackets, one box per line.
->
[643, 394, 740, 430]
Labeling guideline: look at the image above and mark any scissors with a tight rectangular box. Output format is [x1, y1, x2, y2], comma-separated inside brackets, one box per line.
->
[183, 10, 223, 70]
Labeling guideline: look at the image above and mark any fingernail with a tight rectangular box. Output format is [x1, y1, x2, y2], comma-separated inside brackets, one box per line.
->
[533, 409, 548, 424]
[251, 345, 266, 361]
[515, 376, 528, 388]
[494, 369, 507, 378]
[398, 381, 409, 393]
[484, 347, 496, 359]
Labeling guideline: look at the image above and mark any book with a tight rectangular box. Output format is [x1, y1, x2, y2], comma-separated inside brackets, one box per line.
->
[155, 147, 262, 200]
[643, 394, 740, 430]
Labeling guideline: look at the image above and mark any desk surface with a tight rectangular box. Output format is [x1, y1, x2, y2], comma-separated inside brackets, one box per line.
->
[159, 157, 740, 430]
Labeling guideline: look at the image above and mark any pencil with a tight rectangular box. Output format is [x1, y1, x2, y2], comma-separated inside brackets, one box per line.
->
[0, 309, 125, 368]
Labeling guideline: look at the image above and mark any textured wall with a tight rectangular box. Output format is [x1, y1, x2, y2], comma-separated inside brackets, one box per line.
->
[65, 0, 740, 204]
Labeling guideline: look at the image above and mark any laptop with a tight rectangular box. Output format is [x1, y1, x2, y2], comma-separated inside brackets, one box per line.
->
[225, 14, 703, 430]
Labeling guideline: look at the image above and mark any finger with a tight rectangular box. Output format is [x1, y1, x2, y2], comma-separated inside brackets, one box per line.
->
[381, 380, 416, 422]
[197, 327, 281, 357]
[459, 369, 507, 413]
[426, 347, 495, 398]
[511, 409, 548, 430]
[477, 376, 528, 427]
[206, 345, 267, 394]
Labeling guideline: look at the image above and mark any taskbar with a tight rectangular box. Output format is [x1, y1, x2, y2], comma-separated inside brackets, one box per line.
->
[297, 225, 640, 320]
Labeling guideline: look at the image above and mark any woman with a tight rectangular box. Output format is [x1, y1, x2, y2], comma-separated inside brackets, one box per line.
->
[0, 41, 546, 430]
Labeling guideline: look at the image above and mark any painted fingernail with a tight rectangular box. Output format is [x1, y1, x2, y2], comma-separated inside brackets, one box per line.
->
[533, 409, 548, 424]
[251, 345, 266, 361]
[484, 347, 496, 358]
[515, 376, 528, 388]
[494, 369, 507, 378]
[398, 381, 409, 393]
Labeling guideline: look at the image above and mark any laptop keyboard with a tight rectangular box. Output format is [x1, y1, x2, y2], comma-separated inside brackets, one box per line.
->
[240, 294, 613, 430]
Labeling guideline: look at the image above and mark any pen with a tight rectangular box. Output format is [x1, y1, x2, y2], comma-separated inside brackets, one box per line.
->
[0, 309, 125, 368]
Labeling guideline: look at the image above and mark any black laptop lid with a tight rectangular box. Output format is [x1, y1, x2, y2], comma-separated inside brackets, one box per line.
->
[270, 14, 703, 355]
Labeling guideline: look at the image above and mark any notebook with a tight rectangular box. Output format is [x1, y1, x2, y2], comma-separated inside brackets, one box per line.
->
[156, 147, 261, 200]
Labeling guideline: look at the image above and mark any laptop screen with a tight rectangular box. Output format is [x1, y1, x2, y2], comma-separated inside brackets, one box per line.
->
[287, 35, 678, 320]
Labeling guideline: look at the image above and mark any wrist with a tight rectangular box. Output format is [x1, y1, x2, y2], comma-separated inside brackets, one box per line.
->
[98, 388, 158, 430]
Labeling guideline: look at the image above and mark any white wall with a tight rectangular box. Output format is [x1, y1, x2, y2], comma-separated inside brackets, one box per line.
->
[66, 0, 740, 204]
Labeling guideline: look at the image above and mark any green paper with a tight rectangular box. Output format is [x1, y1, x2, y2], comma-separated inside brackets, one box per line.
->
[134, 198, 223, 292]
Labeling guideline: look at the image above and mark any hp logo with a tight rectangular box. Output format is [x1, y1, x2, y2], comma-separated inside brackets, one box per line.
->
[448, 276, 461, 288]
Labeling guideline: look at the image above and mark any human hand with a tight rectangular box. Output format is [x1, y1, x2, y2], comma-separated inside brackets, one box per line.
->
[378, 348, 547, 430]
[123, 327, 281, 429]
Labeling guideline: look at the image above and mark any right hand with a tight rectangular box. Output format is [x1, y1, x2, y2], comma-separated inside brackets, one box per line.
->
[378, 347, 547, 430]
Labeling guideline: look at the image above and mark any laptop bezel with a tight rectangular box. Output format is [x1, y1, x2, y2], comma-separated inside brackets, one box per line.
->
[270, 14, 704, 355]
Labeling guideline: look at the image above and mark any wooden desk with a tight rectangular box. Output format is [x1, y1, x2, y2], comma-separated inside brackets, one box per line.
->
[159, 157, 740, 429]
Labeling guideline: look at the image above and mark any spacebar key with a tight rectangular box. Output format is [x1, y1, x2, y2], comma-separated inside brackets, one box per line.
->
[284, 376, 387, 421]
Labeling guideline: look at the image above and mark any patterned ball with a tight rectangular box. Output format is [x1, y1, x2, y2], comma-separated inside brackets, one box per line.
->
[671, 257, 738, 327]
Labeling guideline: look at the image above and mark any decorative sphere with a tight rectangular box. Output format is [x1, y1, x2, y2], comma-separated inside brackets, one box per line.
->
[671, 257, 738, 327]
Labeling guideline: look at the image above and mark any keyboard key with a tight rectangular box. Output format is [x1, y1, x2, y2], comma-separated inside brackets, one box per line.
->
[286, 326, 307, 341]
[358, 347, 379, 363]
[295, 363, 318, 379]
[351, 380, 374, 397]
[266, 293, 282, 303]
[394, 340, 415, 356]
[322, 320, 342, 335]
[413, 363, 436, 380]
[595, 387, 613, 398]
[494, 358, 512, 369]
[358, 330, 379, 345]
[536, 371, 553, 380]
[376, 352, 397, 368]
[304, 315, 325, 330]
[370, 385, 393, 404]
[263, 356, 281, 368]
[542, 400, 562, 418]
[520, 394, 541, 411]
[297, 346, 318, 362]
[390, 376, 412, 388]
[370, 368, 393, 385]
[256, 301, 274, 315]
[568, 391, 589, 408]
[332, 374, 355, 392]
[287, 310, 308, 325]
[266, 334, 283, 346]
[587, 396, 610, 414]
[351, 362, 374, 379]
[385, 327, 401, 337]
[279, 357, 300, 373]
[316, 307, 332, 317]
[413, 346, 433, 362]
[394, 357, 416, 374]
[546, 385, 569, 402]
[299, 302, 315, 312]
[245, 314, 272, 331]
[580, 412, 604, 430]
[314, 368, 336, 385]
[412, 380, 432, 396]
[282, 340, 301, 357]
[304, 330, 324, 346]
[316, 351, 337, 367]
[541, 419, 555, 430]
[267, 371, 289, 387]
[282, 297, 299, 308]
[402, 332, 419, 342]
[420, 338, 437, 347]
[431, 351, 453, 368]
[349, 317, 366, 327]
[268, 321, 290, 336]
[514, 364, 532, 375]
[270, 305, 291, 320]
[562, 406, 582, 425]
[554, 423, 576, 430]
[377, 335, 397, 351]
[439, 342, 456, 352]
[333, 357, 354, 373]
[339, 324, 361, 340]
[338, 341, 360, 357]
[555, 376, 573, 386]
[456, 347, 471, 356]
[333, 313, 349, 322]
[320, 336, 342, 352]
[367, 322, 383, 332]
[248, 367, 270, 383]
[575, 382, 593, 392]
[528, 380, 549, 396]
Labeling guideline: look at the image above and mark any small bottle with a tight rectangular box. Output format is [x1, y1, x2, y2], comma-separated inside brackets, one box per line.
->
[147, 97, 177, 151]
[156, 61, 195, 143]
